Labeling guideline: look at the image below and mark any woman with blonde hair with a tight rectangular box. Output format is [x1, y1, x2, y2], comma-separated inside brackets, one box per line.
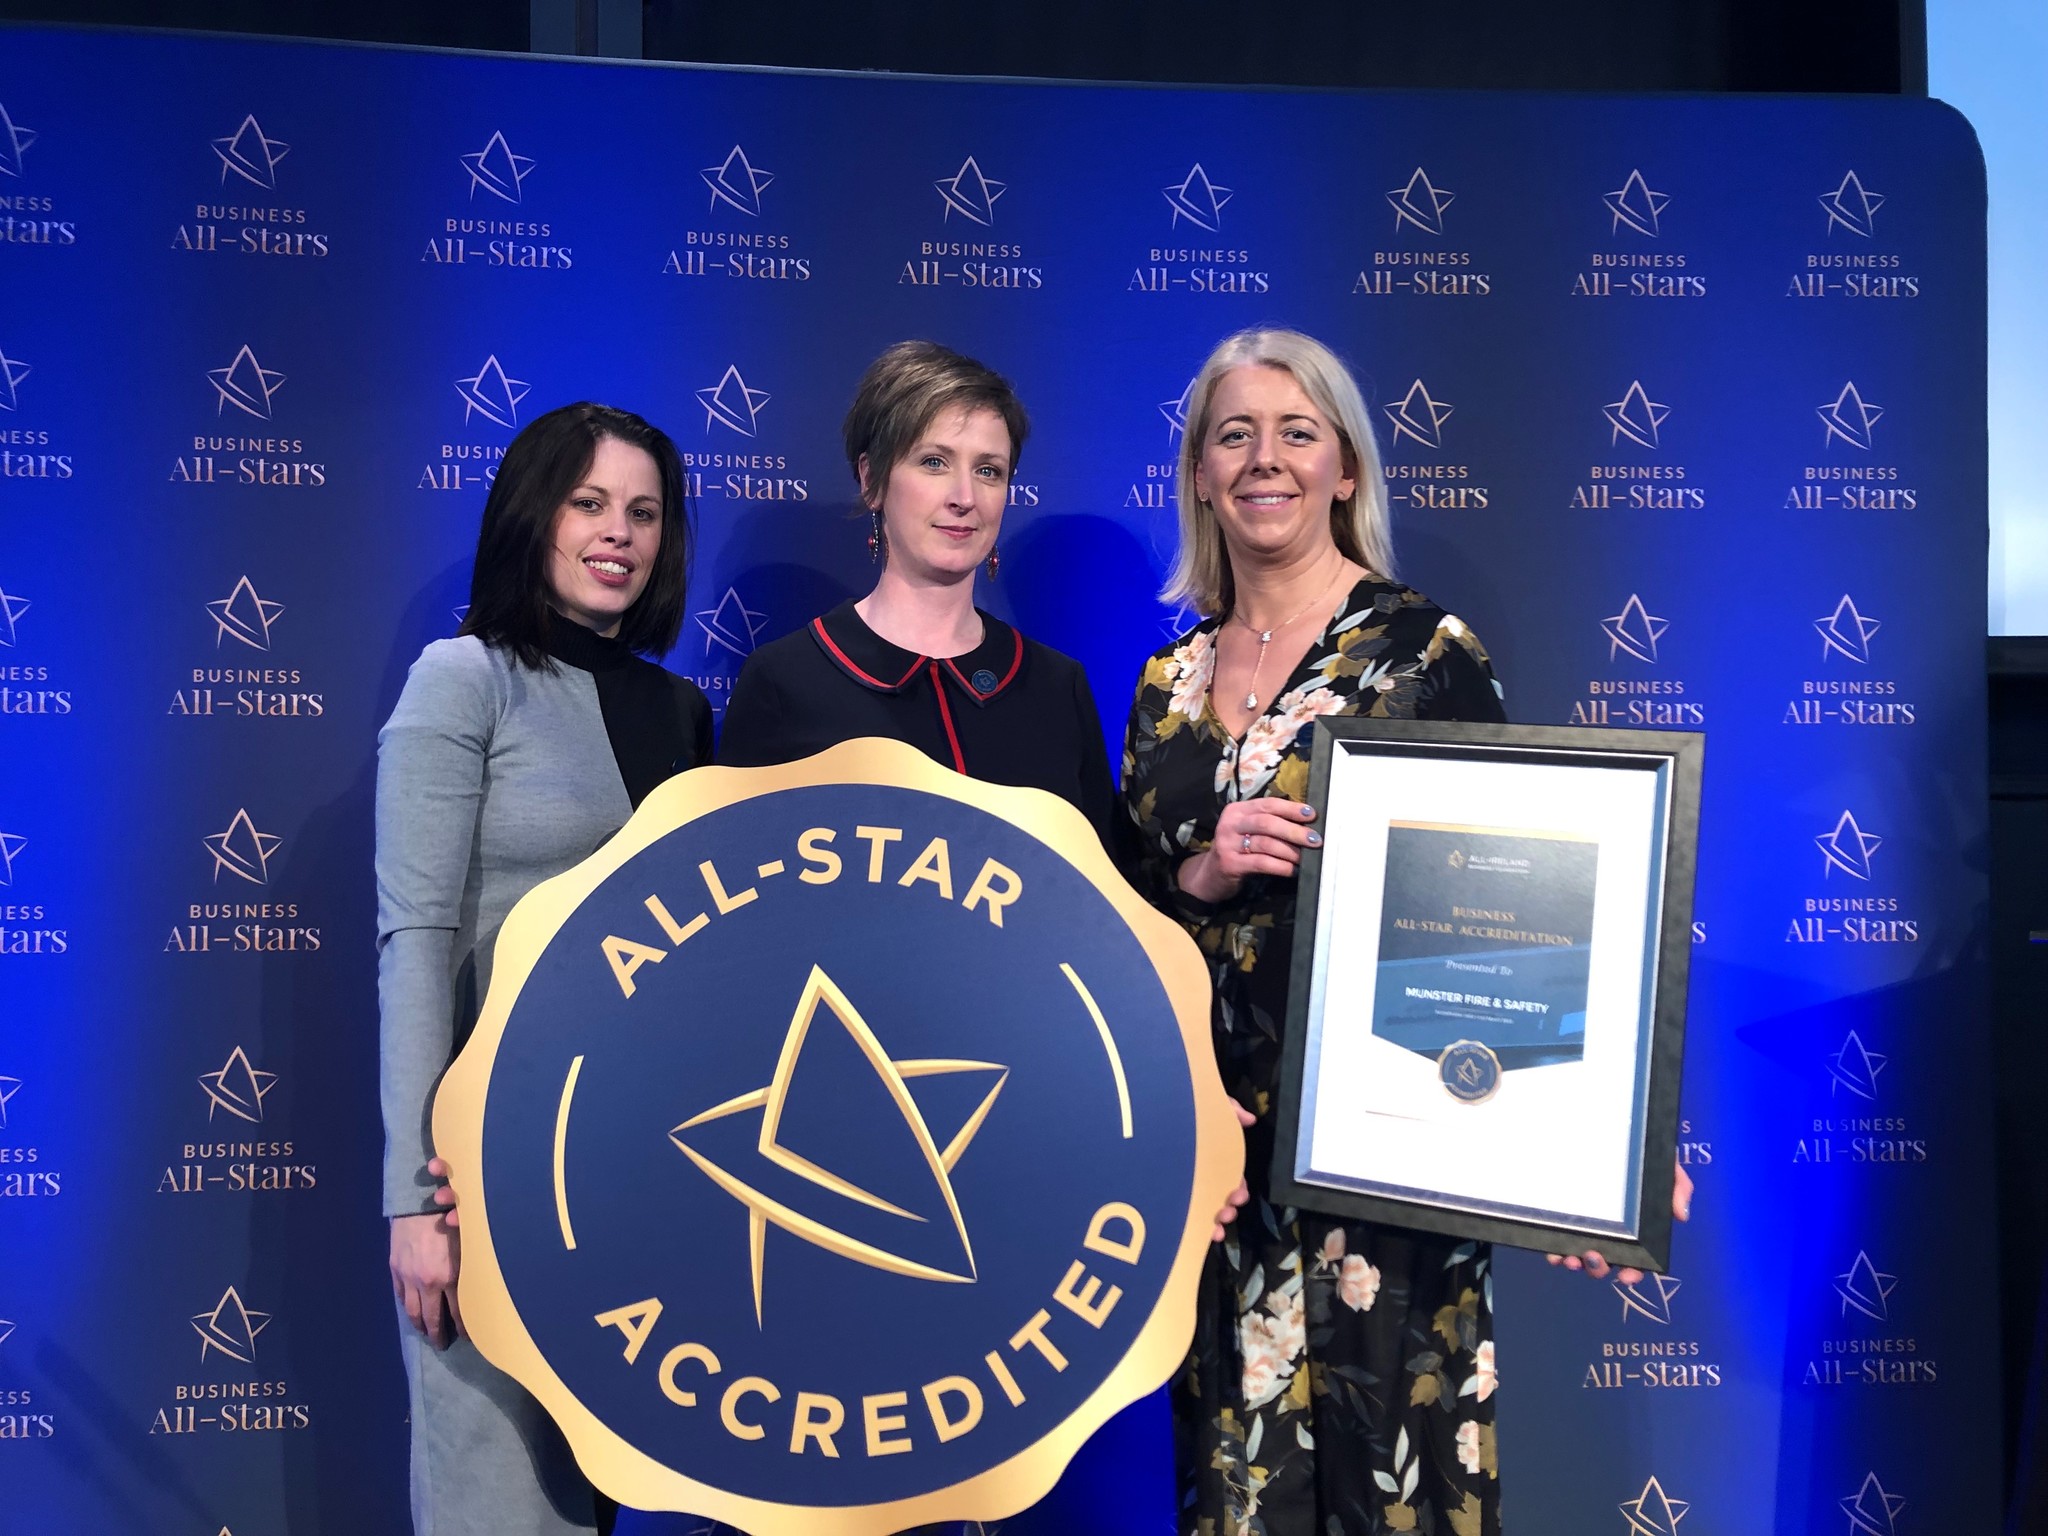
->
[1121, 329, 1686, 1535]
[1122, 327, 1501, 1534]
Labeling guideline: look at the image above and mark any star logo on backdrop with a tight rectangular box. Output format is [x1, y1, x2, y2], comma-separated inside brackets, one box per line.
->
[455, 354, 530, 429]
[208, 576, 285, 651]
[1841, 1472, 1906, 1536]
[1605, 169, 1669, 236]
[1815, 595, 1879, 664]
[1829, 1031, 1888, 1101]
[698, 365, 770, 436]
[212, 114, 288, 189]
[0, 831, 25, 886]
[0, 346, 30, 412]
[205, 809, 283, 886]
[1620, 1475, 1689, 1536]
[1383, 379, 1454, 450]
[1835, 1250, 1896, 1322]
[703, 145, 773, 216]
[694, 587, 766, 659]
[1820, 171, 1885, 238]
[200, 1047, 277, 1124]
[0, 1319, 12, 1353]
[1614, 1273, 1682, 1326]
[1602, 595, 1668, 664]
[0, 102, 36, 179]
[461, 130, 533, 203]
[0, 1075, 20, 1129]
[1164, 163, 1232, 231]
[0, 587, 29, 647]
[1160, 605, 1199, 641]
[1819, 382, 1883, 449]
[192, 1287, 271, 1364]
[209, 345, 286, 420]
[1816, 810, 1881, 882]
[1604, 380, 1669, 449]
[671, 964, 1008, 1325]
[1159, 378, 1196, 444]
[935, 155, 1004, 226]
[1387, 167, 1454, 235]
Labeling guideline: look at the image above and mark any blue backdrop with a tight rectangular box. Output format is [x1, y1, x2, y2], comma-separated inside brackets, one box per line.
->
[0, 23, 1991, 1535]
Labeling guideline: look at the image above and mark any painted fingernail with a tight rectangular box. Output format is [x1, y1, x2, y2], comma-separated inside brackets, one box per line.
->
[1299, 804, 1315, 818]
[1306, 831, 1323, 847]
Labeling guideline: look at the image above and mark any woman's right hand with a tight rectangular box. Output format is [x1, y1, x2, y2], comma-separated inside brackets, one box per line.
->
[390, 1166, 464, 1349]
[1176, 799, 1322, 904]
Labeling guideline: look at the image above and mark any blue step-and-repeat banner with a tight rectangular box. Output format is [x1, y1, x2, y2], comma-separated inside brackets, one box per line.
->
[0, 23, 1991, 1535]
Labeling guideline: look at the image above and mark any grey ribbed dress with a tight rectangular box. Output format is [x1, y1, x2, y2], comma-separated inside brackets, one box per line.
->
[376, 631, 709, 1536]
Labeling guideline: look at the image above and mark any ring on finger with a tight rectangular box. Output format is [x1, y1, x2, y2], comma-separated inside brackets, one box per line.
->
[1240, 833, 1253, 855]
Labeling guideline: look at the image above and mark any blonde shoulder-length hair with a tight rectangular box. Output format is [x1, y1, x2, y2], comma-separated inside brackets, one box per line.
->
[1160, 328, 1395, 618]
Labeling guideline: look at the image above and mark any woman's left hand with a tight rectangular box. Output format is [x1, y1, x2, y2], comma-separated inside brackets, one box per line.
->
[1211, 1100, 1257, 1242]
[428, 1155, 459, 1227]
[1547, 1156, 1693, 1285]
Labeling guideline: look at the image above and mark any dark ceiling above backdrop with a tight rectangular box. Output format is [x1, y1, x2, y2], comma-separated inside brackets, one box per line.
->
[0, 0, 1925, 93]
[0, 0, 526, 51]
[645, 0, 1923, 92]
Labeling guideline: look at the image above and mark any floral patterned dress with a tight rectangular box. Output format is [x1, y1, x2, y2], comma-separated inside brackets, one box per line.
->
[1120, 577, 1507, 1536]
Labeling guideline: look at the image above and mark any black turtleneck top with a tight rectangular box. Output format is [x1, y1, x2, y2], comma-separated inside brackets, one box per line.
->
[717, 600, 1114, 848]
[544, 617, 713, 807]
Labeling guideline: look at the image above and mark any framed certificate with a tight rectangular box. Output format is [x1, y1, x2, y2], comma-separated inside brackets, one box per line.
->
[1269, 719, 1702, 1273]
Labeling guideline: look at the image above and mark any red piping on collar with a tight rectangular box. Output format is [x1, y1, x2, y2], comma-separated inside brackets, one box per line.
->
[927, 661, 967, 772]
[810, 616, 924, 691]
[941, 625, 1025, 700]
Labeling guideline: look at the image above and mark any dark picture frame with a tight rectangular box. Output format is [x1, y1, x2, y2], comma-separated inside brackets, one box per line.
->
[1269, 718, 1703, 1274]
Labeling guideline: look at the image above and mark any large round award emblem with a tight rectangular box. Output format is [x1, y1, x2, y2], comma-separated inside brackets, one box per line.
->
[434, 739, 1241, 1532]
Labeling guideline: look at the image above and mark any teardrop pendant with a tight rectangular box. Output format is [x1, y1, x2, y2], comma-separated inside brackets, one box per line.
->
[1244, 693, 1259, 710]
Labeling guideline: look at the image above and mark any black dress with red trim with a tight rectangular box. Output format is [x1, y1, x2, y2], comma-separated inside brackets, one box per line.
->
[716, 599, 1115, 849]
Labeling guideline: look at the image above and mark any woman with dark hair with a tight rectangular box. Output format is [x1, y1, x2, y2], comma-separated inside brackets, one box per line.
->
[719, 340, 1112, 842]
[376, 401, 710, 1536]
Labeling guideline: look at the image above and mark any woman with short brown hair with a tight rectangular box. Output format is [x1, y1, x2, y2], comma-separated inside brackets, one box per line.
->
[719, 340, 1112, 842]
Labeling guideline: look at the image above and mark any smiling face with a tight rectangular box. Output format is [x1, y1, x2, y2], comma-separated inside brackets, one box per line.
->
[1192, 363, 1357, 569]
[864, 405, 1013, 585]
[544, 434, 664, 636]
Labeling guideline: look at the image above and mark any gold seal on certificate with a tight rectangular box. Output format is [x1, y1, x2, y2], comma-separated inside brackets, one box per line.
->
[1436, 1041, 1504, 1104]
[1271, 720, 1701, 1274]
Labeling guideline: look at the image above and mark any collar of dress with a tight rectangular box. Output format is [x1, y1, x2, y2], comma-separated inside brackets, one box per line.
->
[807, 600, 1026, 708]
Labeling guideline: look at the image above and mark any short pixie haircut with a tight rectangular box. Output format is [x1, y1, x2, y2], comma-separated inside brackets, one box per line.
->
[460, 402, 691, 667]
[1162, 328, 1395, 618]
[842, 340, 1030, 506]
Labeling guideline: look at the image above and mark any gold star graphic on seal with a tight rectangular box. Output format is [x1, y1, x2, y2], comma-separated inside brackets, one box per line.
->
[671, 964, 1007, 1326]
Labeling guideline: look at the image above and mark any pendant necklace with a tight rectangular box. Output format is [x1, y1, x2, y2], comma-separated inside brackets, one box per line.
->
[1232, 563, 1348, 713]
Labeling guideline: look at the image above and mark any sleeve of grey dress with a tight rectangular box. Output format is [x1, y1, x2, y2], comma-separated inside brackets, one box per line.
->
[376, 639, 497, 1216]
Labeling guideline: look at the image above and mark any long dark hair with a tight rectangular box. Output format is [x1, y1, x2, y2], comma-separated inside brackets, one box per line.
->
[459, 402, 691, 668]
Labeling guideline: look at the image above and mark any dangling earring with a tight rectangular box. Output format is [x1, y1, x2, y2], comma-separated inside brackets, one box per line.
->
[985, 544, 1000, 581]
[867, 509, 883, 563]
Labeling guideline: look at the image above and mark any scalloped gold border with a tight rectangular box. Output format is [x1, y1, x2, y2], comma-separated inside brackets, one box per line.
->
[433, 737, 1242, 1532]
